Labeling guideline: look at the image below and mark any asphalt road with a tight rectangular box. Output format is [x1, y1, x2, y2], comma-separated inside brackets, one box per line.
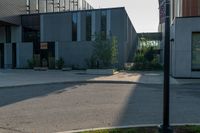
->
[0, 83, 200, 133]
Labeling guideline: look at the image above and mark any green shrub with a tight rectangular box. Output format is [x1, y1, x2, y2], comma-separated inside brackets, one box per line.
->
[34, 54, 41, 67]
[132, 46, 162, 71]
[85, 55, 99, 69]
[27, 54, 41, 69]
[56, 57, 64, 69]
[27, 59, 35, 69]
[48, 57, 55, 69]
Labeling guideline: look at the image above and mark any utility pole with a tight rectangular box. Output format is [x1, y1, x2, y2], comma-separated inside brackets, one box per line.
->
[159, 0, 173, 132]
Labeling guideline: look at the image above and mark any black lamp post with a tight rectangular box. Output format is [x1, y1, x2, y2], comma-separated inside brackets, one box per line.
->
[159, 0, 173, 133]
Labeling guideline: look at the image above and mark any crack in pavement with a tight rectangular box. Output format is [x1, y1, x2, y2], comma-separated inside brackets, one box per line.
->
[0, 126, 28, 133]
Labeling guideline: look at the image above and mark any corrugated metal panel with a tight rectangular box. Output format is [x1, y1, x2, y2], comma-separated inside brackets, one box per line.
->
[182, 0, 199, 16]
[0, 0, 26, 25]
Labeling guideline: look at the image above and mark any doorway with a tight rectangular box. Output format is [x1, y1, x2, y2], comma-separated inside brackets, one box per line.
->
[0, 43, 4, 68]
[40, 42, 55, 68]
[12, 43, 17, 68]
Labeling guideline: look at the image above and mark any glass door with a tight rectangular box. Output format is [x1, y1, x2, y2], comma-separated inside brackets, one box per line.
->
[12, 43, 17, 68]
[0, 43, 4, 68]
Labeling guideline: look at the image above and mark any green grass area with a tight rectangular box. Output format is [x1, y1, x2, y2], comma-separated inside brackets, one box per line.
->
[176, 125, 200, 133]
[79, 125, 200, 133]
[80, 127, 158, 133]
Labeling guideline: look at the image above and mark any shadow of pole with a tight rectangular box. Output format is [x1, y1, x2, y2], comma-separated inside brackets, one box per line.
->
[117, 83, 163, 126]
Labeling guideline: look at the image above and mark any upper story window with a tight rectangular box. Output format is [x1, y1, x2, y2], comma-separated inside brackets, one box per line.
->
[86, 11, 92, 41]
[5, 26, 11, 43]
[60, 0, 65, 11]
[72, 12, 78, 41]
[36, 0, 39, 12]
[26, 0, 30, 14]
[101, 10, 107, 40]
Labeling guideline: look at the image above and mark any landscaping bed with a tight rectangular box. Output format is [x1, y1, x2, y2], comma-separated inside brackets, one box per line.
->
[86, 69, 117, 75]
[78, 125, 200, 133]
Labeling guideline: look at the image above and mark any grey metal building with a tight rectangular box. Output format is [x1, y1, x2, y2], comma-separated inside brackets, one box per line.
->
[170, 17, 200, 78]
[0, 0, 137, 69]
[158, 0, 200, 78]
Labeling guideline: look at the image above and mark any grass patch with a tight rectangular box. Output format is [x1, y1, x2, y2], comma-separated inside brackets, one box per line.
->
[80, 127, 158, 133]
[175, 125, 200, 133]
[79, 125, 200, 133]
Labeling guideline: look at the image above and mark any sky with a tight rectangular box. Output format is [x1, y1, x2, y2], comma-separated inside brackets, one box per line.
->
[86, 0, 159, 33]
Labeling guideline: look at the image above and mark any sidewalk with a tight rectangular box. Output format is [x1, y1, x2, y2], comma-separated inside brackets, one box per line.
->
[0, 69, 200, 88]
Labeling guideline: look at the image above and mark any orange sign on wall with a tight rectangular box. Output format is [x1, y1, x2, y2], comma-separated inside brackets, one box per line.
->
[40, 43, 48, 50]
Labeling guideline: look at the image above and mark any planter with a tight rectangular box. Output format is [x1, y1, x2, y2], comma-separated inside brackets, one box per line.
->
[62, 67, 72, 71]
[34, 67, 48, 71]
[86, 69, 117, 75]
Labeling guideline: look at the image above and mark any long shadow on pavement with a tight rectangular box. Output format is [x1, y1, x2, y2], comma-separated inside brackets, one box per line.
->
[117, 84, 163, 126]
[117, 83, 200, 127]
[170, 85, 200, 124]
[0, 83, 85, 107]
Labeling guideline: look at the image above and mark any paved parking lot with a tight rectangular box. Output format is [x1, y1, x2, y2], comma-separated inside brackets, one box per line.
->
[0, 83, 200, 133]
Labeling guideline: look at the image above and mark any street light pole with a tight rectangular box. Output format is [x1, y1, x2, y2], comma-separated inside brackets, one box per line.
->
[159, 0, 173, 133]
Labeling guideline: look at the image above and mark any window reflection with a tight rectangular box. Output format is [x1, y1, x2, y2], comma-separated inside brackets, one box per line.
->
[86, 11, 92, 41]
[192, 32, 200, 71]
[72, 13, 77, 41]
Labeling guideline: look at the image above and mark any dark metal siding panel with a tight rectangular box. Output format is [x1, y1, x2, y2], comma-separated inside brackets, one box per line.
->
[0, 0, 26, 25]
[182, 0, 199, 16]
[22, 15, 40, 30]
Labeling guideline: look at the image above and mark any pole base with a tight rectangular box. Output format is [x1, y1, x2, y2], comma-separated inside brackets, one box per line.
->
[158, 125, 173, 133]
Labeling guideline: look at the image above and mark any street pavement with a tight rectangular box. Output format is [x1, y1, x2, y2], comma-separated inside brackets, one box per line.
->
[0, 83, 200, 133]
[0, 69, 200, 88]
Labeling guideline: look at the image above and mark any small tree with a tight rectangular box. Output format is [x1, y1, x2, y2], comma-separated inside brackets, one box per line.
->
[86, 34, 118, 68]
[132, 37, 162, 70]
[91, 33, 118, 68]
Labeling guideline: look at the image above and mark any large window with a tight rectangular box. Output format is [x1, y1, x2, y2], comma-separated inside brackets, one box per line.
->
[86, 11, 92, 41]
[22, 15, 40, 54]
[0, 44, 4, 68]
[192, 32, 200, 71]
[5, 26, 11, 43]
[72, 12, 78, 41]
[101, 10, 107, 40]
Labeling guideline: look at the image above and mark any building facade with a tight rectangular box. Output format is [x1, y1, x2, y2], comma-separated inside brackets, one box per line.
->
[159, 0, 200, 78]
[0, 0, 137, 69]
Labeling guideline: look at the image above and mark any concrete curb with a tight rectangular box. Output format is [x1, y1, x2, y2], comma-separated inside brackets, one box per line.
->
[1, 80, 200, 88]
[56, 124, 158, 133]
[0, 80, 161, 89]
[57, 123, 200, 133]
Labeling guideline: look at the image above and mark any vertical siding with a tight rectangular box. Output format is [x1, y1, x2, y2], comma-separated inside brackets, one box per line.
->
[182, 0, 199, 16]
[40, 13, 72, 42]
[0, 27, 6, 43]
[80, 11, 86, 41]
[106, 10, 111, 37]
[77, 12, 81, 41]
[91, 11, 96, 41]
[40, 8, 137, 68]
[0, 0, 26, 24]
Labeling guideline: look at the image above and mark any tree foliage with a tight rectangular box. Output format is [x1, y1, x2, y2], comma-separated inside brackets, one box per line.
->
[88, 33, 118, 69]
[132, 37, 162, 70]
